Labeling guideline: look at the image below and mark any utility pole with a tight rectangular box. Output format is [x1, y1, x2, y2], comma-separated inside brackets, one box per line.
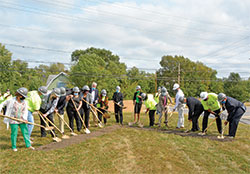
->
[155, 71, 157, 93]
[178, 63, 181, 84]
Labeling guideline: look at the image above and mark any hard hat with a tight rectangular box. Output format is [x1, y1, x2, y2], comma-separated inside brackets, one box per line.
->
[141, 93, 147, 100]
[38, 86, 47, 95]
[116, 86, 121, 91]
[173, 83, 180, 90]
[157, 86, 161, 92]
[179, 96, 185, 103]
[73, 87, 80, 93]
[82, 85, 90, 91]
[136, 85, 141, 90]
[218, 93, 226, 102]
[92, 82, 97, 87]
[101, 89, 107, 96]
[161, 87, 167, 96]
[200, 92, 208, 100]
[17, 87, 28, 98]
[60, 87, 66, 96]
[53, 88, 61, 97]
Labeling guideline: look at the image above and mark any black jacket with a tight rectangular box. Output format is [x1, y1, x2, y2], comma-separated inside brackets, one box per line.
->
[56, 96, 67, 115]
[224, 96, 246, 122]
[112, 92, 123, 106]
[186, 97, 204, 120]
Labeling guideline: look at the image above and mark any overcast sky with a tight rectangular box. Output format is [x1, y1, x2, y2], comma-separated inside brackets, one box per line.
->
[0, 0, 250, 78]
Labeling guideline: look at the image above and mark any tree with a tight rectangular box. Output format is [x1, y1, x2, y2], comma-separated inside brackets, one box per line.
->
[157, 55, 219, 97]
[0, 43, 13, 92]
[70, 47, 127, 98]
[223, 73, 249, 102]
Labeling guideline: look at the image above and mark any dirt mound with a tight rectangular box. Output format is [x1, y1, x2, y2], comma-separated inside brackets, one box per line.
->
[37, 125, 122, 151]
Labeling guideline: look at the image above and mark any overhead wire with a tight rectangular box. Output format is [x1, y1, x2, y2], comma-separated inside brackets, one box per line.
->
[32, 0, 247, 37]
[86, 0, 250, 32]
[0, 0, 233, 43]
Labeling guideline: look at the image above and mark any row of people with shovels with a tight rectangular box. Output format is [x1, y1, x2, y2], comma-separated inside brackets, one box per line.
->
[128, 84, 246, 140]
[0, 84, 122, 151]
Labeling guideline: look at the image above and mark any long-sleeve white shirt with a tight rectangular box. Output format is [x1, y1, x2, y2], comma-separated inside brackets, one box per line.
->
[0, 97, 28, 124]
[174, 89, 184, 110]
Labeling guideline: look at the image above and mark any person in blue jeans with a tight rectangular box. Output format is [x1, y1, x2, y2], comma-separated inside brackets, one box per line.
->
[25, 86, 46, 142]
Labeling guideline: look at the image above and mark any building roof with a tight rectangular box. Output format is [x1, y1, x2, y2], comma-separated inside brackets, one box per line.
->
[46, 72, 68, 88]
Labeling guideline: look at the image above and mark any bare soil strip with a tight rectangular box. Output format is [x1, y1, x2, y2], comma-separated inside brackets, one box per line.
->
[37, 125, 122, 151]
[37, 124, 233, 151]
[126, 126, 234, 142]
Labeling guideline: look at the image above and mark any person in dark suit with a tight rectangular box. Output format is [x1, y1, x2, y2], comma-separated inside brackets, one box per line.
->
[89, 82, 99, 125]
[112, 86, 123, 125]
[179, 96, 204, 132]
[218, 93, 246, 138]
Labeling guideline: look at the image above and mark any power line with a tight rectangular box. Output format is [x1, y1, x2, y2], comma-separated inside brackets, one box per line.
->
[86, 0, 250, 32]
[0, 1, 231, 43]
[33, 0, 247, 37]
[3, 43, 71, 53]
[199, 35, 250, 59]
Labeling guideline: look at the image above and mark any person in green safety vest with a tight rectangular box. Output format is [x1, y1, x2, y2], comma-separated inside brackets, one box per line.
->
[142, 93, 157, 127]
[25, 88, 43, 142]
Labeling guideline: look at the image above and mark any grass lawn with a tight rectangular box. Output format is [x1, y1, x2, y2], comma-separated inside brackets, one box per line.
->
[0, 112, 249, 174]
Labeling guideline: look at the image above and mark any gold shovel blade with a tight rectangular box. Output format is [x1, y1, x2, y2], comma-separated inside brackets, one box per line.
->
[70, 132, 78, 136]
[84, 128, 91, 134]
[62, 135, 70, 139]
[52, 137, 62, 142]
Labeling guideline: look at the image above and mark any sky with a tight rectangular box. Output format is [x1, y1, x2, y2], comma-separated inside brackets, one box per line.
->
[0, 0, 250, 78]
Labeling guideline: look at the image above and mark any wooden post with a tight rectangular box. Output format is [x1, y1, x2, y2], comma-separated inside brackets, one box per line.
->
[178, 63, 181, 84]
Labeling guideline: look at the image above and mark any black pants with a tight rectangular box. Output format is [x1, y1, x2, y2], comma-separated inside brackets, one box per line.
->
[149, 110, 156, 126]
[82, 107, 90, 128]
[115, 104, 123, 124]
[97, 108, 107, 124]
[134, 103, 142, 114]
[66, 107, 81, 132]
[229, 107, 245, 137]
[191, 110, 203, 131]
[39, 110, 56, 137]
[202, 109, 222, 133]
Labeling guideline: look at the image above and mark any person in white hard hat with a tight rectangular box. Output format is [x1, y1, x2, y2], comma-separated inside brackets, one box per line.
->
[173, 83, 185, 129]
[199, 92, 222, 135]
[0, 87, 35, 151]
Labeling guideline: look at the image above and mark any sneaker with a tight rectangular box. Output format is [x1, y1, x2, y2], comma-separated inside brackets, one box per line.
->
[228, 136, 234, 139]
[28, 146, 35, 150]
[13, 148, 18, 152]
[180, 126, 184, 128]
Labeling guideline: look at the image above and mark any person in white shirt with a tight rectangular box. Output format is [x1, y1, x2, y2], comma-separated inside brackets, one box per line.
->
[172, 83, 185, 129]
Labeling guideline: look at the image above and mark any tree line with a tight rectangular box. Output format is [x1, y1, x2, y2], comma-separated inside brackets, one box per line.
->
[1, 43, 249, 101]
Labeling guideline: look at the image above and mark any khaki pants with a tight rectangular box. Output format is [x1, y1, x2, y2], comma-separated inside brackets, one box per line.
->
[58, 114, 64, 133]
[177, 104, 185, 128]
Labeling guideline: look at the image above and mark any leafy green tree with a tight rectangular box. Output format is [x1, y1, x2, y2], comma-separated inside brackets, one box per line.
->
[157, 55, 219, 97]
[223, 73, 249, 102]
[70, 47, 127, 98]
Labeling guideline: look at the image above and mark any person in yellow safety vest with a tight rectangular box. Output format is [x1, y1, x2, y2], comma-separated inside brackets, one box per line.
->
[25, 90, 42, 142]
[142, 93, 157, 127]
[199, 92, 222, 135]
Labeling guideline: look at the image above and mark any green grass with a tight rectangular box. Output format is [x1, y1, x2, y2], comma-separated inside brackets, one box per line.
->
[0, 112, 249, 174]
